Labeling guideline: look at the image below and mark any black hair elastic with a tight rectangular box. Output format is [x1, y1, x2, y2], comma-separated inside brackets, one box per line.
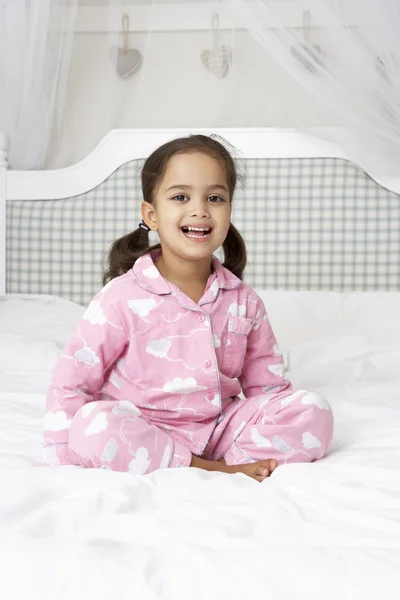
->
[138, 221, 151, 232]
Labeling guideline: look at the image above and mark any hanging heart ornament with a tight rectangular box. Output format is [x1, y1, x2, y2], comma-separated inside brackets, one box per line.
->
[109, 46, 142, 78]
[109, 13, 142, 78]
[201, 13, 231, 78]
[201, 45, 231, 78]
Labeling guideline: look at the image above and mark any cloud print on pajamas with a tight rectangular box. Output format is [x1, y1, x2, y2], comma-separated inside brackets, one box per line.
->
[82, 300, 107, 325]
[273, 344, 282, 356]
[302, 432, 322, 449]
[142, 266, 160, 279]
[163, 377, 207, 394]
[112, 400, 141, 417]
[159, 444, 172, 469]
[44, 410, 71, 431]
[44, 249, 333, 472]
[84, 412, 109, 436]
[273, 435, 293, 453]
[74, 346, 100, 367]
[127, 298, 157, 317]
[207, 393, 220, 407]
[280, 390, 307, 408]
[252, 312, 268, 330]
[116, 358, 126, 375]
[251, 427, 272, 448]
[301, 392, 331, 411]
[228, 302, 246, 317]
[80, 402, 97, 418]
[146, 339, 172, 358]
[210, 279, 219, 298]
[213, 334, 221, 348]
[268, 364, 285, 378]
[129, 447, 150, 475]
[100, 438, 118, 462]
[109, 371, 124, 389]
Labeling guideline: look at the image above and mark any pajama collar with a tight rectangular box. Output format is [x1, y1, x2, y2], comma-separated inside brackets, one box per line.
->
[132, 249, 241, 300]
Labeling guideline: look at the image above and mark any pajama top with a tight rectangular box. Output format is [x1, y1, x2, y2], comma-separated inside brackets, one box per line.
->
[44, 249, 293, 460]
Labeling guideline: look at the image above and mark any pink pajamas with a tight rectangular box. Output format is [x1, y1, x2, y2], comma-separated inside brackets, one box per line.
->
[43, 250, 333, 474]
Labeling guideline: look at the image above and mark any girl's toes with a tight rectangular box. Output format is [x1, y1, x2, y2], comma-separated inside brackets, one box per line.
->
[267, 459, 278, 472]
[255, 465, 269, 478]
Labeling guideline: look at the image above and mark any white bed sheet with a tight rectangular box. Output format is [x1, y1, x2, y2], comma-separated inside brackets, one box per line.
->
[0, 292, 399, 600]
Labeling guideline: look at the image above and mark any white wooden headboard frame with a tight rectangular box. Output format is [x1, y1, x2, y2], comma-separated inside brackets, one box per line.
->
[0, 127, 399, 296]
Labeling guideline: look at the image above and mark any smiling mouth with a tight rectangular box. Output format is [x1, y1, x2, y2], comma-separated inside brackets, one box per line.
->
[181, 226, 212, 239]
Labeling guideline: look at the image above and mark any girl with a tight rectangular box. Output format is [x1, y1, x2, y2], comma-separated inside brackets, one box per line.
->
[43, 135, 334, 483]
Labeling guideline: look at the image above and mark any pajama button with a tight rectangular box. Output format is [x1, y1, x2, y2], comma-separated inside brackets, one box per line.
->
[199, 314, 205, 322]
[204, 360, 211, 368]
[207, 392, 214, 400]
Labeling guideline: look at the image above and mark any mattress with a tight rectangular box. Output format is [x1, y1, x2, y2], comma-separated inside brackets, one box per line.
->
[0, 292, 399, 600]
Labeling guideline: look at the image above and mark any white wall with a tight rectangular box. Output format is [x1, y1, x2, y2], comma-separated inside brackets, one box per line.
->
[0, 5, 339, 169]
[46, 28, 338, 168]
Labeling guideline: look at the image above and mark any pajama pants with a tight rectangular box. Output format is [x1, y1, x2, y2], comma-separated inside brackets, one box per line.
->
[66, 390, 334, 475]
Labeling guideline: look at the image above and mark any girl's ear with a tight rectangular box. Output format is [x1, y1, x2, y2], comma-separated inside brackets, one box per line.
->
[141, 201, 158, 231]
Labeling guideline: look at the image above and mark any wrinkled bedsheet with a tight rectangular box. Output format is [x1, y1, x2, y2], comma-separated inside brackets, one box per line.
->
[0, 292, 399, 600]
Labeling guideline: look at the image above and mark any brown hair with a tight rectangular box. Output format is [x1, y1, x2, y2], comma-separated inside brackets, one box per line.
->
[102, 134, 247, 284]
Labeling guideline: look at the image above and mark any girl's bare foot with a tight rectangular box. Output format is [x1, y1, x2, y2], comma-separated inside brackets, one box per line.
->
[190, 455, 278, 483]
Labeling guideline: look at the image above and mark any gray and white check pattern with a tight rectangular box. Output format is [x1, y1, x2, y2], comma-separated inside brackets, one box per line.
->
[6, 158, 400, 306]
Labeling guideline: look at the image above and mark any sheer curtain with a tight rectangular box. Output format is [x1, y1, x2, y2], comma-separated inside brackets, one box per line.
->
[1, 0, 400, 184]
[0, 0, 77, 169]
[49, 0, 241, 168]
[231, 0, 400, 187]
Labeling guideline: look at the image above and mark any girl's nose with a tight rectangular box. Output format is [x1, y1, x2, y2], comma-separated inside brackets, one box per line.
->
[189, 198, 210, 217]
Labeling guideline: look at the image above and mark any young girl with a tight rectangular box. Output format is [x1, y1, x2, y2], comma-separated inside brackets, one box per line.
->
[43, 135, 333, 483]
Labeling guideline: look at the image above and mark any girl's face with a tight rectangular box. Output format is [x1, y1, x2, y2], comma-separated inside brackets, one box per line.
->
[142, 151, 232, 264]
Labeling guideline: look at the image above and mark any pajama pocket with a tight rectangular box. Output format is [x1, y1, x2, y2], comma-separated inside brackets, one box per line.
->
[221, 316, 253, 378]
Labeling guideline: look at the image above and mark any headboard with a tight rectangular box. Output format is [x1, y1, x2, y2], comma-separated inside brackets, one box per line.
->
[0, 128, 399, 305]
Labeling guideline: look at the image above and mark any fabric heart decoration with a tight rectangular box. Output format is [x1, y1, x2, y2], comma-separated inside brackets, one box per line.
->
[201, 45, 231, 79]
[109, 14, 142, 79]
[109, 46, 142, 79]
[201, 13, 231, 79]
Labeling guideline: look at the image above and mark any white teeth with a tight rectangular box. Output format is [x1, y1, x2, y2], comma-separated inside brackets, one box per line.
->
[183, 227, 210, 232]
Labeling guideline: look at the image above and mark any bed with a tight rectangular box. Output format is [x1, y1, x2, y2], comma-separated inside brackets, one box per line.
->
[0, 129, 399, 600]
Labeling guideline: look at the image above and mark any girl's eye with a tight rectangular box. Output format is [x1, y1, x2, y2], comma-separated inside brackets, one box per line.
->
[208, 195, 225, 203]
[172, 194, 188, 202]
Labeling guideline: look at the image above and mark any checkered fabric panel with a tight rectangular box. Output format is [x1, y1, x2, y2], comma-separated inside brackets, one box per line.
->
[6, 157, 400, 306]
[233, 158, 400, 292]
[6, 161, 144, 306]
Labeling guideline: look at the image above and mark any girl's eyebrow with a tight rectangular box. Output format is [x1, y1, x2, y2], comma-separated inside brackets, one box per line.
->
[165, 184, 229, 192]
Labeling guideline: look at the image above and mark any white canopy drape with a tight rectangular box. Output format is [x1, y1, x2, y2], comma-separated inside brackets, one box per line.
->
[1, 0, 399, 186]
[232, 0, 400, 186]
[0, 0, 78, 169]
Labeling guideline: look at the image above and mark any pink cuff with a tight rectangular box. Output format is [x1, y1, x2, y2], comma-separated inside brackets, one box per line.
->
[42, 444, 80, 466]
[168, 439, 192, 468]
